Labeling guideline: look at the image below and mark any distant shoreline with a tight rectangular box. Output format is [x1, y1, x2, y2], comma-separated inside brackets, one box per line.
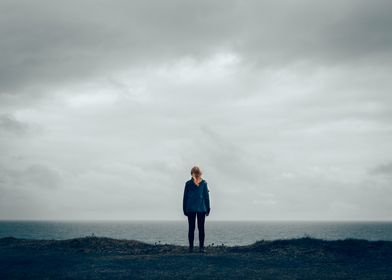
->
[1, 236, 391, 279]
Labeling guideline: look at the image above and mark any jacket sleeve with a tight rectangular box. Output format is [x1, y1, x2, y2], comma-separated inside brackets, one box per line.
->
[204, 181, 210, 212]
[183, 183, 188, 213]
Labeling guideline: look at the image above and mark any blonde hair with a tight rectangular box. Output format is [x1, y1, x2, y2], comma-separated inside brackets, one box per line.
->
[190, 166, 202, 178]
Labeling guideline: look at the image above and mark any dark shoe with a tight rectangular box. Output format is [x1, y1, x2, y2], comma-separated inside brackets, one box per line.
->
[199, 247, 206, 253]
[188, 246, 194, 253]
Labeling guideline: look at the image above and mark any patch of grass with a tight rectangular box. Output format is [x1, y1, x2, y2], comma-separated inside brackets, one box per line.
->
[1, 236, 391, 279]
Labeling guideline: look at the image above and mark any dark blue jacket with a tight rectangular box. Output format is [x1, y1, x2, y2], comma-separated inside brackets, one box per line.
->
[183, 178, 210, 213]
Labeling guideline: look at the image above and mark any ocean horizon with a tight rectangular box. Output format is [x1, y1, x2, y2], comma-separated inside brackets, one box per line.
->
[1, 220, 391, 246]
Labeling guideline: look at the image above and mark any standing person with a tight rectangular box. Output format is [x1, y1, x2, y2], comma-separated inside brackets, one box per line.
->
[183, 166, 211, 253]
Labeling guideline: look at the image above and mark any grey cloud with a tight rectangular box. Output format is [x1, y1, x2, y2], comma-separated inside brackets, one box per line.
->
[0, 163, 62, 190]
[0, 0, 391, 220]
[236, 0, 392, 67]
[0, 0, 232, 94]
[370, 162, 392, 176]
[22, 164, 62, 189]
[198, 124, 268, 186]
[1, 0, 392, 95]
[0, 114, 30, 135]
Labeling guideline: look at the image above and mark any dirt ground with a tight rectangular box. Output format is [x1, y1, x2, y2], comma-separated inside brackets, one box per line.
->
[0, 236, 391, 279]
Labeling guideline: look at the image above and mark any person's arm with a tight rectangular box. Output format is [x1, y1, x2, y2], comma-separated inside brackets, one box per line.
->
[204, 181, 211, 215]
[183, 183, 188, 216]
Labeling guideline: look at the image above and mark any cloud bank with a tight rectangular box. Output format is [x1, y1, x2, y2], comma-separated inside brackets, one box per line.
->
[0, 0, 391, 220]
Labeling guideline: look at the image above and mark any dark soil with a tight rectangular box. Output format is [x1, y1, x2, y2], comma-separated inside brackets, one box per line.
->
[0, 236, 391, 279]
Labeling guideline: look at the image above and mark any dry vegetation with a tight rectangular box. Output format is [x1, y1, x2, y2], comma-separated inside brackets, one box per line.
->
[1, 236, 391, 279]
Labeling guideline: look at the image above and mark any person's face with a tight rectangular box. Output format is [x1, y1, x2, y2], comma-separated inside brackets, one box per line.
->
[192, 172, 202, 179]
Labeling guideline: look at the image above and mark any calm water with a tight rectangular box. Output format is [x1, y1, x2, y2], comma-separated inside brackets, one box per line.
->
[0, 220, 391, 246]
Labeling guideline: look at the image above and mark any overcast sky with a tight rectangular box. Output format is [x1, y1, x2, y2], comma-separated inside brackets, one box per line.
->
[1, 0, 391, 221]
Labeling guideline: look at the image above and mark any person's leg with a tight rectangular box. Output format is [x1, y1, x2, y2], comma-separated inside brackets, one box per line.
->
[196, 212, 206, 249]
[187, 212, 196, 250]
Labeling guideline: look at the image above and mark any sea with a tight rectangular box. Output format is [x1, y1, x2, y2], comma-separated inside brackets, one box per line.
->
[0, 220, 391, 246]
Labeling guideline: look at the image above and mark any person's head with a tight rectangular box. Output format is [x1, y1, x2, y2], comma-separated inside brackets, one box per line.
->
[191, 166, 202, 179]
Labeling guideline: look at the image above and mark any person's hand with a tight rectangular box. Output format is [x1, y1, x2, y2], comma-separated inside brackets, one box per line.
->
[184, 211, 188, 216]
[206, 209, 210, 216]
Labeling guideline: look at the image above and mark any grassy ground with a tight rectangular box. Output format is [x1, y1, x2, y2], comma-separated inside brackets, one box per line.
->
[0, 236, 391, 279]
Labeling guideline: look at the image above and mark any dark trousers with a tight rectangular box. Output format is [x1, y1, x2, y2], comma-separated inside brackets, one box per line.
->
[187, 212, 206, 248]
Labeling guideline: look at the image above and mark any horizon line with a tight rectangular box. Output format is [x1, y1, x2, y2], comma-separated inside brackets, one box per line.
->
[1, 219, 392, 223]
